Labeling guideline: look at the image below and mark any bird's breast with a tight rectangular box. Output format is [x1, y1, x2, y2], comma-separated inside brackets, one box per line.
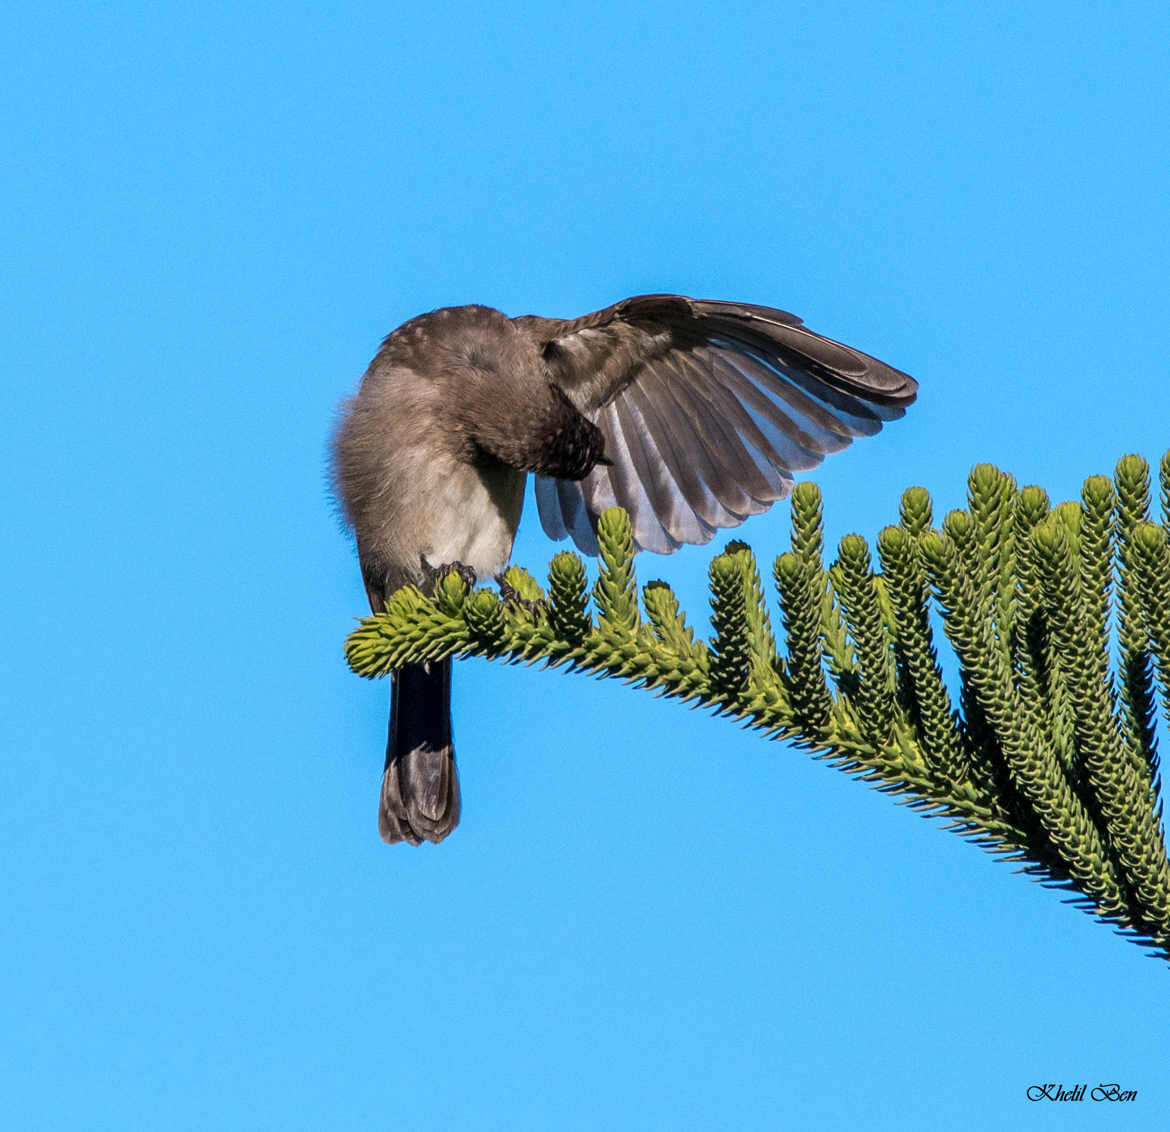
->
[411, 456, 526, 581]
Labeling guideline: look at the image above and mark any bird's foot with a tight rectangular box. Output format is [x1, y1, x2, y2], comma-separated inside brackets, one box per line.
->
[423, 560, 477, 591]
[496, 576, 547, 618]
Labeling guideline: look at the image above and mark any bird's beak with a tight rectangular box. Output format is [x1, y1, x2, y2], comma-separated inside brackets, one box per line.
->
[594, 453, 614, 467]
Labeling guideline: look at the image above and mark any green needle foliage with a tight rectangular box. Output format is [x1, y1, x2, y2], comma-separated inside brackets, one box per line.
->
[344, 451, 1170, 961]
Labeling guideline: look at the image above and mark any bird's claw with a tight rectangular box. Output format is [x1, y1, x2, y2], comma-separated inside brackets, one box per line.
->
[497, 577, 546, 618]
[424, 560, 477, 592]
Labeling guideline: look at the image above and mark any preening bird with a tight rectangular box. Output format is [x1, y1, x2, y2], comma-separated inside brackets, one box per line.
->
[332, 293, 917, 845]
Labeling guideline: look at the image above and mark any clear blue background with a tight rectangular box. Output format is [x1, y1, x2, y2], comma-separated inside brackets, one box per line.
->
[5, 2, 1168, 1128]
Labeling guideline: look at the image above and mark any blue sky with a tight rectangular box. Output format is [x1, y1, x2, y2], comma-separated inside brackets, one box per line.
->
[5, 1, 1169, 1127]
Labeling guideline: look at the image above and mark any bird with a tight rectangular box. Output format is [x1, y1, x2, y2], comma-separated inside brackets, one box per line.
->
[332, 293, 917, 845]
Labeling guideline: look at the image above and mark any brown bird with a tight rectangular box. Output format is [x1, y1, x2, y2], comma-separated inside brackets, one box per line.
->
[332, 293, 917, 845]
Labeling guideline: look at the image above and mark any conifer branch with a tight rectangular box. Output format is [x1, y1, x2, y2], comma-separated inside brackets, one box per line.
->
[344, 450, 1170, 960]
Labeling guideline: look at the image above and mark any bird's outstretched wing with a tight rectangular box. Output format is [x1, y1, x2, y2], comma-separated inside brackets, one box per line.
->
[514, 294, 918, 555]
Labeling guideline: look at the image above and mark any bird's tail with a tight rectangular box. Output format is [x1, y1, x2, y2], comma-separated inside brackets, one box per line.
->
[379, 658, 461, 845]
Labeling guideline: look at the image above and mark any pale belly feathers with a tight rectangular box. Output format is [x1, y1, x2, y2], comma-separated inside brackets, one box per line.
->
[382, 447, 526, 584]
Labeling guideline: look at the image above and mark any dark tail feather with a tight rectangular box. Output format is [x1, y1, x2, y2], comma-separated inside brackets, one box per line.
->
[379, 658, 461, 845]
